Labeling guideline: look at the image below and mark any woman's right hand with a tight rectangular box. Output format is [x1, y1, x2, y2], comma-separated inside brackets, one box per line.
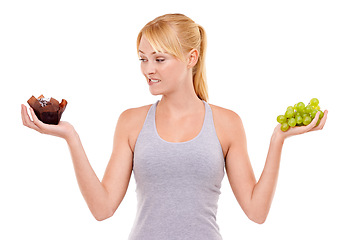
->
[21, 104, 76, 141]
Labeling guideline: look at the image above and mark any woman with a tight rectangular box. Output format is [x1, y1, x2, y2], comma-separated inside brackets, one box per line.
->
[21, 13, 328, 240]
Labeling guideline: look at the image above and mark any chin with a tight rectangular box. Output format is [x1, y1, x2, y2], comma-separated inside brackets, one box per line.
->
[149, 86, 171, 97]
[149, 90, 162, 96]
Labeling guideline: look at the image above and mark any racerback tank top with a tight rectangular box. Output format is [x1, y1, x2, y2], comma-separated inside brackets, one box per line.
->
[128, 100, 225, 240]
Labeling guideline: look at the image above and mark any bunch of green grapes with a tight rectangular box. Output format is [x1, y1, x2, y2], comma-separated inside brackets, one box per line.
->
[277, 98, 324, 132]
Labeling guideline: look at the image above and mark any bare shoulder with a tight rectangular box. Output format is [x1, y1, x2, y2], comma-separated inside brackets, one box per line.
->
[209, 103, 245, 157]
[115, 104, 153, 151]
[209, 103, 243, 128]
[119, 104, 152, 124]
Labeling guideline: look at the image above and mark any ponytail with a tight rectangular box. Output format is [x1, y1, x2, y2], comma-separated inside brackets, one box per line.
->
[193, 25, 208, 102]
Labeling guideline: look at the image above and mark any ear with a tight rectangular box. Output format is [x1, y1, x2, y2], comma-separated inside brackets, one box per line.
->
[187, 49, 199, 69]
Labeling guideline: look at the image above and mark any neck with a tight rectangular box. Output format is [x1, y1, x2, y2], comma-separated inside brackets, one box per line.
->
[158, 86, 203, 117]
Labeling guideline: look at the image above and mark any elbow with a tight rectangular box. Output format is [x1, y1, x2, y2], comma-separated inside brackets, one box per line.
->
[251, 216, 267, 225]
[94, 215, 110, 222]
[246, 211, 268, 224]
[93, 209, 114, 222]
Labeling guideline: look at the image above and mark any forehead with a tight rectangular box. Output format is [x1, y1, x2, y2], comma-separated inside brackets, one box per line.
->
[138, 36, 160, 54]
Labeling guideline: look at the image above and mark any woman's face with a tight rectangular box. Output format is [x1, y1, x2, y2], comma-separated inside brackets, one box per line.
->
[138, 36, 191, 96]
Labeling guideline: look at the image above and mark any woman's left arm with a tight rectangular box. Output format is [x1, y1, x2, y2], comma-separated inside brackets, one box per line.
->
[224, 109, 328, 224]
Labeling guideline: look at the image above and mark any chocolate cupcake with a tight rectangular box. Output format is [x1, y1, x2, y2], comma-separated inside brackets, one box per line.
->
[27, 95, 67, 125]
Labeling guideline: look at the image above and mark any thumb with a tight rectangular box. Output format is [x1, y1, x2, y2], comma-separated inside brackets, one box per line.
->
[29, 107, 47, 130]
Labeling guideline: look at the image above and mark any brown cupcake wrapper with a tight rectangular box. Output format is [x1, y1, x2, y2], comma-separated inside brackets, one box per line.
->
[27, 95, 67, 125]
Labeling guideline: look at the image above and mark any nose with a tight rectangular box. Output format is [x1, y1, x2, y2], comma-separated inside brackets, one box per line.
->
[142, 61, 156, 77]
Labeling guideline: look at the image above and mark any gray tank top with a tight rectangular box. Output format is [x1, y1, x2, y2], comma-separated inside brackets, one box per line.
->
[129, 100, 225, 240]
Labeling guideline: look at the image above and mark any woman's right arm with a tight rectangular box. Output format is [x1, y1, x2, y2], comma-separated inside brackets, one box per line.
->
[21, 104, 134, 221]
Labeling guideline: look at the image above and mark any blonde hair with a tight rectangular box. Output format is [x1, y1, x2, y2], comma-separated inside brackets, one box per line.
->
[137, 13, 208, 102]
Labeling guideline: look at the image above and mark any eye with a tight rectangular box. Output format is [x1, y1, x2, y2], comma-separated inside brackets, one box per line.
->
[139, 58, 147, 62]
[156, 58, 165, 62]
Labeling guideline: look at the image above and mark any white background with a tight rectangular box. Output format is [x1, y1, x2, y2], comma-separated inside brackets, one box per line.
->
[1, 0, 354, 239]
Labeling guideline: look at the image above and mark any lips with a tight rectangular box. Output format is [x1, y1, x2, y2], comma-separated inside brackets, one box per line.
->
[148, 78, 161, 85]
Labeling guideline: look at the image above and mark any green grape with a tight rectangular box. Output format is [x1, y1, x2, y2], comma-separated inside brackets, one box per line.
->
[310, 98, 319, 107]
[310, 109, 318, 119]
[287, 106, 294, 111]
[319, 110, 324, 119]
[298, 108, 306, 114]
[305, 104, 313, 114]
[295, 115, 303, 125]
[277, 98, 324, 131]
[296, 102, 306, 112]
[302, 113, 309, 118]
[277, 115, 287, 124]
[288, 118, 296, 127]
[281, 122, 290, 132]
[303, 115, 312, 125]
[316, 110, 324, 126]
[285, 109, 294, 118]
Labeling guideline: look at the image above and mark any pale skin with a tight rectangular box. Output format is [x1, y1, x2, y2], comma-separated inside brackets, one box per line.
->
[21, 35, 328, 224]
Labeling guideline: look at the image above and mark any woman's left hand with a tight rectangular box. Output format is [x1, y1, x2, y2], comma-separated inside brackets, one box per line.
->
[274, 110, 328, 140]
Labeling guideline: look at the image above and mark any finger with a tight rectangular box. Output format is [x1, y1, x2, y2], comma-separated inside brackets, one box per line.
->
[21, 104, 27, 125]
[299, 111, 320, 133]
[287, 124, 313, 135]
[310, 109, 328, 131]
[24, 106, 42, 132]
[321, 109, 328, 126]
[21, 105, 40, 131]
[29, 107, 46, 129]
[21, 104, 34, 127]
